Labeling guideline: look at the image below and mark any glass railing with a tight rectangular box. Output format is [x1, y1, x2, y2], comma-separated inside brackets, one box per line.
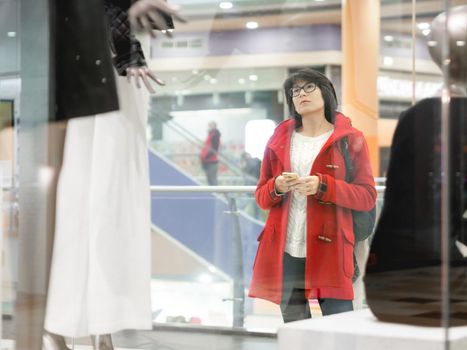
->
[149, 184, 386, 333]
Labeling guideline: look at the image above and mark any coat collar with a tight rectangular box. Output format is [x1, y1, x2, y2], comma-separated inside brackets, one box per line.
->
[268, 112, 358, 170]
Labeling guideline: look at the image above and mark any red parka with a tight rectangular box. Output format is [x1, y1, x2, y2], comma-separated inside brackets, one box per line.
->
[200, 128, 221, 164]
[249, 113, 376, 304]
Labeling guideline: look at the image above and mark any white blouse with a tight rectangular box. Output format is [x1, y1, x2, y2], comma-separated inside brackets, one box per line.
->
[285, 129, 334, 258]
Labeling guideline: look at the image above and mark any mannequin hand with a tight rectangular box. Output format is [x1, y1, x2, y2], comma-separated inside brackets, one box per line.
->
[128, 0, 186, 38]
[293, 176, 320, 196]
[126, 67, 165, 94]
[274, 175, 301, 195]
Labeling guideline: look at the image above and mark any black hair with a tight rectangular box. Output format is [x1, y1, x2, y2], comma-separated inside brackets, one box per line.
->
[283, 68, 338, 129]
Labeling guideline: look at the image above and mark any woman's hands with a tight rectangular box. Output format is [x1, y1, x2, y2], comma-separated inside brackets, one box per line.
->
[126, 67, 165, 94]
[274, 175, 301, 195]
[274, 175, 320, 196]
[293, 176, 320, 196]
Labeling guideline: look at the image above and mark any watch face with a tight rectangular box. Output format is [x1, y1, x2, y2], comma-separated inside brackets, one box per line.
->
[320, 182, 327, 192]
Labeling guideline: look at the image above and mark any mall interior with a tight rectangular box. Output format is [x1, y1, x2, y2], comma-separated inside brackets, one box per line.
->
[0, 0, 467, 349]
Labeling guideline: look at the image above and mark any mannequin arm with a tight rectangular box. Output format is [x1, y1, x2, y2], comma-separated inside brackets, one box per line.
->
[128, 0, 186, 37]
[104, 0, 165, 93]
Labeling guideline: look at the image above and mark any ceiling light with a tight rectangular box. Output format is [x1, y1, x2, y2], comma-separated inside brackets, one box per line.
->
[427, 40, 437, 47]
[238, 78, 246, 84]
[383, 56, 394, 66]
[422, 29, 431, 36]
[383, 35, 394, 42]
[192, 69, 199, 75]
[249, 74, 258, 81]
[204, 74, 211, 81]
[246, 21, 259, 30]
[417, 22, 430, 30]
[219, 1, 233, 9]
[7, 32, 16, 38]
[456, 41, 466, 47]
[210, 78, 217, 84]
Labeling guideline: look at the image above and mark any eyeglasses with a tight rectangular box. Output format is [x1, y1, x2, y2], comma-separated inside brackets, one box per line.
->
[289, 82, 317, 97]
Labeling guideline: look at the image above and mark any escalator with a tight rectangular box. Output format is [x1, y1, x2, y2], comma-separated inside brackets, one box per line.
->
[149, 147, 264, 284]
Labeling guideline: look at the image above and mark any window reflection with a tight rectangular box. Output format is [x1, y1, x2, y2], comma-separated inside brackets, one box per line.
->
[4, 0, 466, 348]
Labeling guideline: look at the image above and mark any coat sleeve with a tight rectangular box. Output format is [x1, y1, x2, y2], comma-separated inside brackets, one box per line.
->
[255, 143, 284, 210]
[314, 133, 377, 211]
[104, 0, 147, 76]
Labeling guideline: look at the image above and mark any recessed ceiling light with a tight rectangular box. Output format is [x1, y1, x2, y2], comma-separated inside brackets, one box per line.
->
[314, 0, 326, 2]
[249, 74, 258, 81]
[383, 35, 394, 42]
[204, 74, 211, 81]
[246, 21, 259, 30]
[7, 32, 16, 38]
[210, 78, 218, 84]
[422, 29, 431, 36]
[383, 56, 394, 66]
[456, 40, 465, 47]
[238, 78, 246, 84]
[427, 40, 437, 47]
[219, 2, 233, 10]
[417, 22, 430, 30]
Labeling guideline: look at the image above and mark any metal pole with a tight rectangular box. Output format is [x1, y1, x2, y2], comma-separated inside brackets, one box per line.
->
[226, 196, 245, 328]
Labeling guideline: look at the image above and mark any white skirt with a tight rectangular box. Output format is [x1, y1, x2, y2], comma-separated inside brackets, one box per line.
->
[44, 76, 152, 337]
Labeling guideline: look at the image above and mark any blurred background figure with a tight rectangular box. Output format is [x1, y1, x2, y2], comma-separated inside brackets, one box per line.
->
[239, 152, 261, 186]
[200, 121, 221, 185]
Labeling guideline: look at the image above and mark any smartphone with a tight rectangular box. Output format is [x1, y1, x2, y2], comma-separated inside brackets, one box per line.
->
[282, 172, 299, 180]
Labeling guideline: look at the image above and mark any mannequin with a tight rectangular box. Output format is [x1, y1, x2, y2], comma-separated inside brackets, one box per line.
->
[42, 1, 182, 349]
[364, 5, 467, 327]
[427, 5, 467, 96]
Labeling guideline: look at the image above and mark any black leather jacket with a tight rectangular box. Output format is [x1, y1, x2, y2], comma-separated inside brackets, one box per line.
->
[54, 0, 146, 120]
[104, 0, 146, 75]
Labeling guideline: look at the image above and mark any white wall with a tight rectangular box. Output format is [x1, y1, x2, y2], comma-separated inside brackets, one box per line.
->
[164, 107, 268, 144]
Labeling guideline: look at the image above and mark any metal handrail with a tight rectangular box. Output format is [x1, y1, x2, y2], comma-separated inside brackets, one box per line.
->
[150, 185, 256, 193]
[150, 185, 386, 193]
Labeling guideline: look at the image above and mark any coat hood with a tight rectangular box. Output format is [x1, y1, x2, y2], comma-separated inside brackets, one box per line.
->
[268, 112, 360, 156]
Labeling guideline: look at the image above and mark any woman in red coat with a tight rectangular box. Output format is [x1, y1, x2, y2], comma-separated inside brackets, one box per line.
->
[249, 69, 376, 322]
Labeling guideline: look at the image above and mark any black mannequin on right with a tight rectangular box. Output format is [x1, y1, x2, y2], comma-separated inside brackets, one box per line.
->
[364, 5, 467, 327]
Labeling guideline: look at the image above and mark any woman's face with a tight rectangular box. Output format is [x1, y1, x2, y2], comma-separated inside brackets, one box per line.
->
[291, 80, 325, 117]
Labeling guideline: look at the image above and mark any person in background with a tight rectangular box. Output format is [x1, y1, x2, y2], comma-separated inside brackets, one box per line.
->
[240, 151, 262, 185]
[200, 121, 221, 186]
[249, 68, 376, 323]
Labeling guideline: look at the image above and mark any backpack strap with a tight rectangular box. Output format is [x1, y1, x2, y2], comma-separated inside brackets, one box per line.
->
[340, 136, 353, 183]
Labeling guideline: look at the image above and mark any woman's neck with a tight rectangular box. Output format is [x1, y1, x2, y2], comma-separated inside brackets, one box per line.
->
[299, 113, 333, 137]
